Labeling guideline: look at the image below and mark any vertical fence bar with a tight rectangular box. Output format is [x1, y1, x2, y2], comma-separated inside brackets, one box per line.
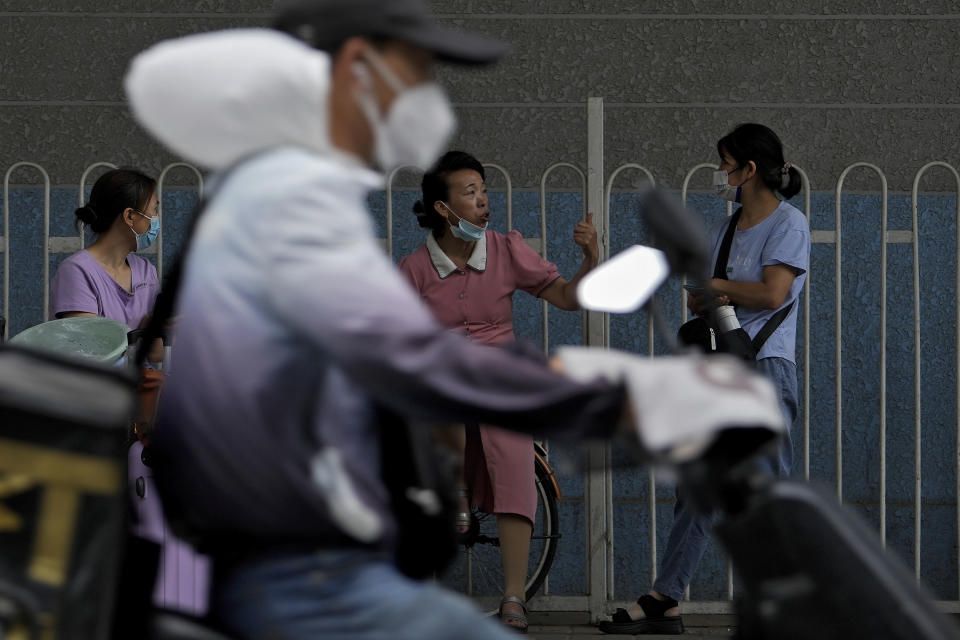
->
[585, 96, 609, 620]
[792, 166, 813, 480]
[603, 165, 656, 353]
[603, 163, 656, 592]
[910, 162, 960, 583]
[677, 163, 718, 601]
[586, 98, 605, 350]
[835, 164, 888, 547]
[385, 166, 423, 259]
[3, 163, 51, 334]
[679, 164, 719, 324]
[603, 165, 656, 260]
[156, 163, 205, 278]
[834, 173, 844, 502]
[538, 163, 587, 355]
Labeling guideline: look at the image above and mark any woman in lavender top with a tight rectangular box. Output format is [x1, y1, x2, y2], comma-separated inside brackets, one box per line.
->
[50, 168, 160, 329]
[50, 168, 209, 614]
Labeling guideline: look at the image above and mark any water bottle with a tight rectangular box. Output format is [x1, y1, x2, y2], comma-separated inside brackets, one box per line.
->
[713, 305, 741, 333]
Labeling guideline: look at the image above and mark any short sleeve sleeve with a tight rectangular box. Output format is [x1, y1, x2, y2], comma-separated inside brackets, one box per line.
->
[147, 261, 159, 287]
[50, 257, 100, 319]
[140, 259, 161, 306]
[505, 230, 560, 297]
[761, 214, 810, 276]
[397, 253, 422, 292]
[133, 255, 160, 291]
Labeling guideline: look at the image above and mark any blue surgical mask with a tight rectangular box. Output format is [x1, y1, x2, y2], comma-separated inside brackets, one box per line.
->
[131, 210, 160, 251]
[441, 202, 486, 242]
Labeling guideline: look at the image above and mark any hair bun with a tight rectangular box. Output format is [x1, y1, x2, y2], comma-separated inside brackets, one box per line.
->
[75, 204, 97, 224]
[412, 200, 435, 229]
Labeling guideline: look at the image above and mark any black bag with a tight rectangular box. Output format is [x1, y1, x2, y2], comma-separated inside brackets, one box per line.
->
[678, 209, 793, 360]
[377, 410, 459, 579]
[0, 345, 136, 639]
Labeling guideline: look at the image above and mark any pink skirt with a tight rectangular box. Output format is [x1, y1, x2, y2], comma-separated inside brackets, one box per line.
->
[464, 424, 537, 524]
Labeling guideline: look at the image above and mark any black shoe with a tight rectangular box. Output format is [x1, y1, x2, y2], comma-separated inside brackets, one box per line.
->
[598, 594, 684, 635]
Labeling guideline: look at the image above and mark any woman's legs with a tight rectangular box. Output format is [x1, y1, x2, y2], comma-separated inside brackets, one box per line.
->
[498, 514, 531, 599]
[465, 425, 537, 629]
[497, 513, 532, 609]
[604, 357, 798, 632]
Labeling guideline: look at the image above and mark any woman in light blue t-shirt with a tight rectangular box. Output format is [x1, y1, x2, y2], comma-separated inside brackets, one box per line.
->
[700, 123, 810, 478]
[599, 123, 811, 636]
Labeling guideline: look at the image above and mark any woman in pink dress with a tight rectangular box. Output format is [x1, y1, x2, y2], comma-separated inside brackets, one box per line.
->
[398, 151, 599, 632]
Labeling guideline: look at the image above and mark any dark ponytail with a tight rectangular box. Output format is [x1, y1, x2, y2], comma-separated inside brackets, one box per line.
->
[778, 163, 802, 200]
[717, 123, 801, 200]
[415, 151, 486, 240]
[76, 168, 156, 234]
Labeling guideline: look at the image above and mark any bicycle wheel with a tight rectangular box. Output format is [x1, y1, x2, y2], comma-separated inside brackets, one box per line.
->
[459, 446, 560, 602]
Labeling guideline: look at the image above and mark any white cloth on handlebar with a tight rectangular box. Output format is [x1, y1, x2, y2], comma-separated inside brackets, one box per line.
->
[556, 348, 786, 464]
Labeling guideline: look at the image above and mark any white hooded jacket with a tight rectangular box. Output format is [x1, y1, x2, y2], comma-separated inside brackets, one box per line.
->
[125, 29, 332, 170]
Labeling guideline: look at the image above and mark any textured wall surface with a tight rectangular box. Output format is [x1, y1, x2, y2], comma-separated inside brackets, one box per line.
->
[3, 0, 960, 606]
[3, 2, 960, 189]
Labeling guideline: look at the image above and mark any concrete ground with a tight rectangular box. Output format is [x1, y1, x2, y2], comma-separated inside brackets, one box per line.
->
[524, 612, 735, 639]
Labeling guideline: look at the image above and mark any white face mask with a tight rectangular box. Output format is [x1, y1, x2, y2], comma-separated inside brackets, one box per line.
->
[712, 168, 747, 203]
[353, 49, 456, 171]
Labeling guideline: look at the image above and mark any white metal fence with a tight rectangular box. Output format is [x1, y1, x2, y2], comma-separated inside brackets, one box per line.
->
[3, 109, 959, 618]
[1, 161, 205, 335]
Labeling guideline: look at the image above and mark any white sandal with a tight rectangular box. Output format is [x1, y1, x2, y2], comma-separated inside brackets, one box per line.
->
[498, 596, 528, 634]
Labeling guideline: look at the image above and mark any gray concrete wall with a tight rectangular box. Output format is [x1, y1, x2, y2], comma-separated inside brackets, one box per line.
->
[3, 2, 959, 190]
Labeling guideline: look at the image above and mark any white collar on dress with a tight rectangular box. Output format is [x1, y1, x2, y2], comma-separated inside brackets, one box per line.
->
[425, 231, 487, 279]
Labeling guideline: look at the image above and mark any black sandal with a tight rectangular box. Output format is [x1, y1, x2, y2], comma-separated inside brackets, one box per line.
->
[598, 594, 684, 635]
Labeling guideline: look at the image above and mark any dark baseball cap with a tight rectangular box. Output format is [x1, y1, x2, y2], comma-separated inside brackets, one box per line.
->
[273, 0, 509, 65]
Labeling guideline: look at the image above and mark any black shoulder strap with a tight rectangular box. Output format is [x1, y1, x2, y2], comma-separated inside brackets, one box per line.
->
[713, 207, 794, 353]
[751, 300, 795, 353]
[714, 208, 742, 280]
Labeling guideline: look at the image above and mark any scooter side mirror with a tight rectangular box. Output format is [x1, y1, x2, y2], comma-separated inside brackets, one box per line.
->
[576, 244, 669, 314]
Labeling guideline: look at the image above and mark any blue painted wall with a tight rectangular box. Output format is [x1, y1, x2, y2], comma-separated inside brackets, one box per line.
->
[2, 185, 957, 600]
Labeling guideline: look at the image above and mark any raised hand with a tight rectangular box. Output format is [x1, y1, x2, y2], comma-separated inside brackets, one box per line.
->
[574, 212, 600, 262]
